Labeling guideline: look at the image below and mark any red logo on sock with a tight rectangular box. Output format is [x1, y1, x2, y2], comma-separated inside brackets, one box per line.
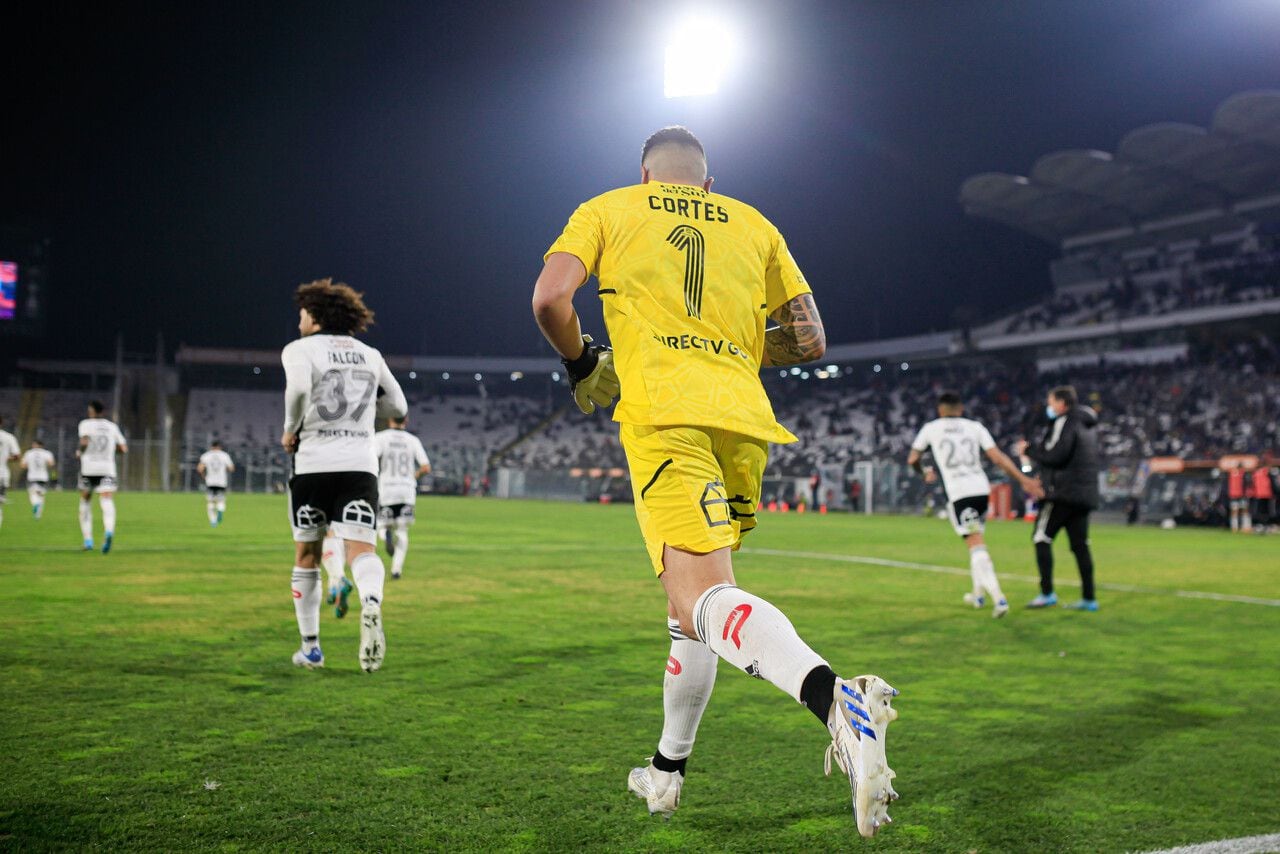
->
[722, 604, 752, 649]
[666, 656, 682, 675]
[291, 589, 302, 598]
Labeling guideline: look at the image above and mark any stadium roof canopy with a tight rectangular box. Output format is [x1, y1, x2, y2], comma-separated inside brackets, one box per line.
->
[959, 91, 1280, 249]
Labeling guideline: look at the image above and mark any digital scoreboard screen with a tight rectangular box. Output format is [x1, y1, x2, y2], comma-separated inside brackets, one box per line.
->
[0, 261, 16, 320]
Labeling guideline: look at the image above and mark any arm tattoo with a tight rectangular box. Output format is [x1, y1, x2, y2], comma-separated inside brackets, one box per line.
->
[764, 294, 826, 366]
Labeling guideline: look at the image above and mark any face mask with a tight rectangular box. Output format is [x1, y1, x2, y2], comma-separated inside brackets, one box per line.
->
[1045, 405, 1058, 420]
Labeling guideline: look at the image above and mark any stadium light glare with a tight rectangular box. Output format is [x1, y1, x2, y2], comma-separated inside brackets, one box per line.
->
[900, 362, 909, 371]
[442, 372, 450, 380]
[252, 366, 261, 375]
[664, 15, 736, 98]
[551, 371, 561, 382]
[510, 371, 523, 381]
[408, 371, 417, 379]
[800, 371, 810, 380]
[790, 367, 801, 376]
[474, 373, 483, 381]
[873, 364, 882, 373]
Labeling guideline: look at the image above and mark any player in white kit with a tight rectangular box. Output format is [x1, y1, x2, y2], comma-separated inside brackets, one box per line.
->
[907, 391, 1042, 618]
[21, 439, 57, 520]
[375, 416, 431, 579]
[77, 401, 128, 553]
[197, 440, 236, 526]
[281, 279, 407, 672]
[0, 416, 20, 530]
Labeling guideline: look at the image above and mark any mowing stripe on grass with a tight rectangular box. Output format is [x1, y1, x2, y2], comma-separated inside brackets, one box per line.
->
[740, 547, 1280, 608]
[1136, 831, 1280, 853]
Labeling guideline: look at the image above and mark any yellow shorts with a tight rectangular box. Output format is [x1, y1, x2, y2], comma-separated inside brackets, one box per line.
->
[620, 423, 768, 576]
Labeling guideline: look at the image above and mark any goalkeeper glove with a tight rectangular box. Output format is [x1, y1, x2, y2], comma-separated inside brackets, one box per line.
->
[561, 334, 620, 415]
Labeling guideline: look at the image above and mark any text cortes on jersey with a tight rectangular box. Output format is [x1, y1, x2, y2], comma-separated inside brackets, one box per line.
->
[647, 194, 730, 223]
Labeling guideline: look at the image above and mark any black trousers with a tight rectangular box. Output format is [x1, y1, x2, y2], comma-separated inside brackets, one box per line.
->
[1032, 500, 1095, 600]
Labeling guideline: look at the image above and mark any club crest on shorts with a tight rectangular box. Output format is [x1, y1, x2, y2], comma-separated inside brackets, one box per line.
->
[294, 504, 326, 529]
[342, 499, 376, 528]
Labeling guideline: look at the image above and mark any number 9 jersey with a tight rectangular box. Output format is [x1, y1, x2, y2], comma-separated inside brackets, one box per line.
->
[545, 181, 811, 445]
[281, 334, 407, 475]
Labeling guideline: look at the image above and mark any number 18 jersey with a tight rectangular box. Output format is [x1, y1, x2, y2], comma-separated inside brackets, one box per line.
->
[281, 334, 406, 476]
[911, 417, 996, 501]
[545, 182, 811, 445]
[374, 428, 429, 506]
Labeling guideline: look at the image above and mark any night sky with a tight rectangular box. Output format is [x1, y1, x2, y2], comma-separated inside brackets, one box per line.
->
[4, 0, 1279, 361]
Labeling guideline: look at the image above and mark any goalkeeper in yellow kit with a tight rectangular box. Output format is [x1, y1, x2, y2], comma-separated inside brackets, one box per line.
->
[532, 126, 900, 837]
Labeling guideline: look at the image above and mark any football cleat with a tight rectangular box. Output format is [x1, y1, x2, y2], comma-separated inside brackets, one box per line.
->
[627, 761, 682, 819]
[102, 533, 114, 554]
[390, 570, 402, 580]
[1027, 592, 1058, 609]
[83, 539, 94, 551]
[993, 598, 1010, 619]
[962, 593, 985, 609]
[359, 603, 385, 673]
[334, 578, 354, 618]
[825, 675, 900, 838]
[1063, 599, 1099, 612]
[292, 645, 324, 669]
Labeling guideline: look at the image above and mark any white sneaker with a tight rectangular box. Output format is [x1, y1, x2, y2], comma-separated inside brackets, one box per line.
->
[359, 603, 385, 673]
[963, 592, 985, 609]
[992, 597, 1009, 619]
[627, 761, 682, 819]
[825, 675, 899, 838]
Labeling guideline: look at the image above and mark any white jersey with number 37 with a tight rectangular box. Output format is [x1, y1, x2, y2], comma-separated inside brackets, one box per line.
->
[282, 334, 407, 476]
[911, 417, 996, 501]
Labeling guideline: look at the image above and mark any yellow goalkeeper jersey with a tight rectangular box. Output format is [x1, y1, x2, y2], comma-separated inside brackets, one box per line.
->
[545, 182, 810, 444]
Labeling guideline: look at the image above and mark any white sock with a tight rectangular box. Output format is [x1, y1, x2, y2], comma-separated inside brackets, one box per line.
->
[79, 499, 94, 540]
[352, 551, 386, 607]
[692, 584, 827, 702]
[391, 530, 409, 576]
[658, 618, 718, 761]
[100, 496, 116, 534]
[970, 545, 1004, 602]
[207, 501, 217, 524]
[216, 500, 226, 513]
[968, 557, 984, 598]
[1243, 512, 1253, 530]
[321, 536, 346, 587]
[291, 566, 321, 646]
[1231, 513, 1239, 531]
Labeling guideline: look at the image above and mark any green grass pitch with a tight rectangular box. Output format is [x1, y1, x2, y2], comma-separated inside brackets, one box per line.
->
[1, 492, 1277, 852]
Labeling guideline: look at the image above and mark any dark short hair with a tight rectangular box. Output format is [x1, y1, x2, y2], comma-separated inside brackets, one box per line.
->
[641, 126, 705, 165]
[937, 391, 963, 409]
[32, 438, 43, 446]
[295, 278, 375, 336]
[1050, 385, 1077, 407]
[88, 400, 105, 415]
[211, 439, 222, 448]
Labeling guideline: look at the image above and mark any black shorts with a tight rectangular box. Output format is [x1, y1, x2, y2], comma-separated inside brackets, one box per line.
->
[379, 502, 416, 526]
[1032, 500, 1092, 545]
[206, 486, 227, 498]
[288, 471, 379, 544]
[78, 474, 118, 493]
[946, 494, 989, 537]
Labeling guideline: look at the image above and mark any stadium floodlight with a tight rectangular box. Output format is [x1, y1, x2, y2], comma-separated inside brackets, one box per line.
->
[408, 371, 417, 379]
[551, 371, 561, 381]
[900, 362, 909, 371]
[873, 364, 882, 373]
[442, 372, 450, 380]
[664, 15, 736, 98]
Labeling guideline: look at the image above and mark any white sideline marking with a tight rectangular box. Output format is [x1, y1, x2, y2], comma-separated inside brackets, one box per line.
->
[1135, 832, 1280, 853]
[739, 547, 1280, 608]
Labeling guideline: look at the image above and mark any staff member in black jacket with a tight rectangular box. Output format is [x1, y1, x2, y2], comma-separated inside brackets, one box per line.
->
[1015, 385, 1101, 612]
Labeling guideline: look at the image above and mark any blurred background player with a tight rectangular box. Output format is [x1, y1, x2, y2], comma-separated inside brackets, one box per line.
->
[1225, 462, 1250, 533]
[1016, 386, 1100, 611]
[533, 125, 899, 838]
[906, 391, 1043, 618]
[21, 439, 56, 520]
[374, 415, 431, 580]
[196, 440, 235, 527]
[321, 530, 353, 618]
[77, 401, 128, 552]
[0, 416, 19, 529]
[1252, 466, 1275, 533]
[281, 279, 406, 672]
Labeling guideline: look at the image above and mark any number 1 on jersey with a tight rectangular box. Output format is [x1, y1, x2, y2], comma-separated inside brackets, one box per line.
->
[666, 225, 705, 320]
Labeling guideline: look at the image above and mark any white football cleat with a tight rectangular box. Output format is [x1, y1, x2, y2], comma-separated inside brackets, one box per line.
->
[292, 645, 324, 669]
[992, 597, 1010, 619]
[627, 761, 682, 819]
[963, 593, 985, 609]
[359, 603, 385, 673]
[825, 675, 899, 838]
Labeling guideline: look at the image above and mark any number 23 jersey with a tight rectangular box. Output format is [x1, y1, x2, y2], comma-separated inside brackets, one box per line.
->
[546, 182, 811, 445]
[911, 417, 996, 501]
[281, 334, 405, 476]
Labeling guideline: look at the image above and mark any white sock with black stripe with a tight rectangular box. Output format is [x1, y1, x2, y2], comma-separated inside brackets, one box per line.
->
[970, 545, 1005, 603]
[692, 583, 827, 703]
[351, 551, 386, 608]
[657, 618, 718, 767]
